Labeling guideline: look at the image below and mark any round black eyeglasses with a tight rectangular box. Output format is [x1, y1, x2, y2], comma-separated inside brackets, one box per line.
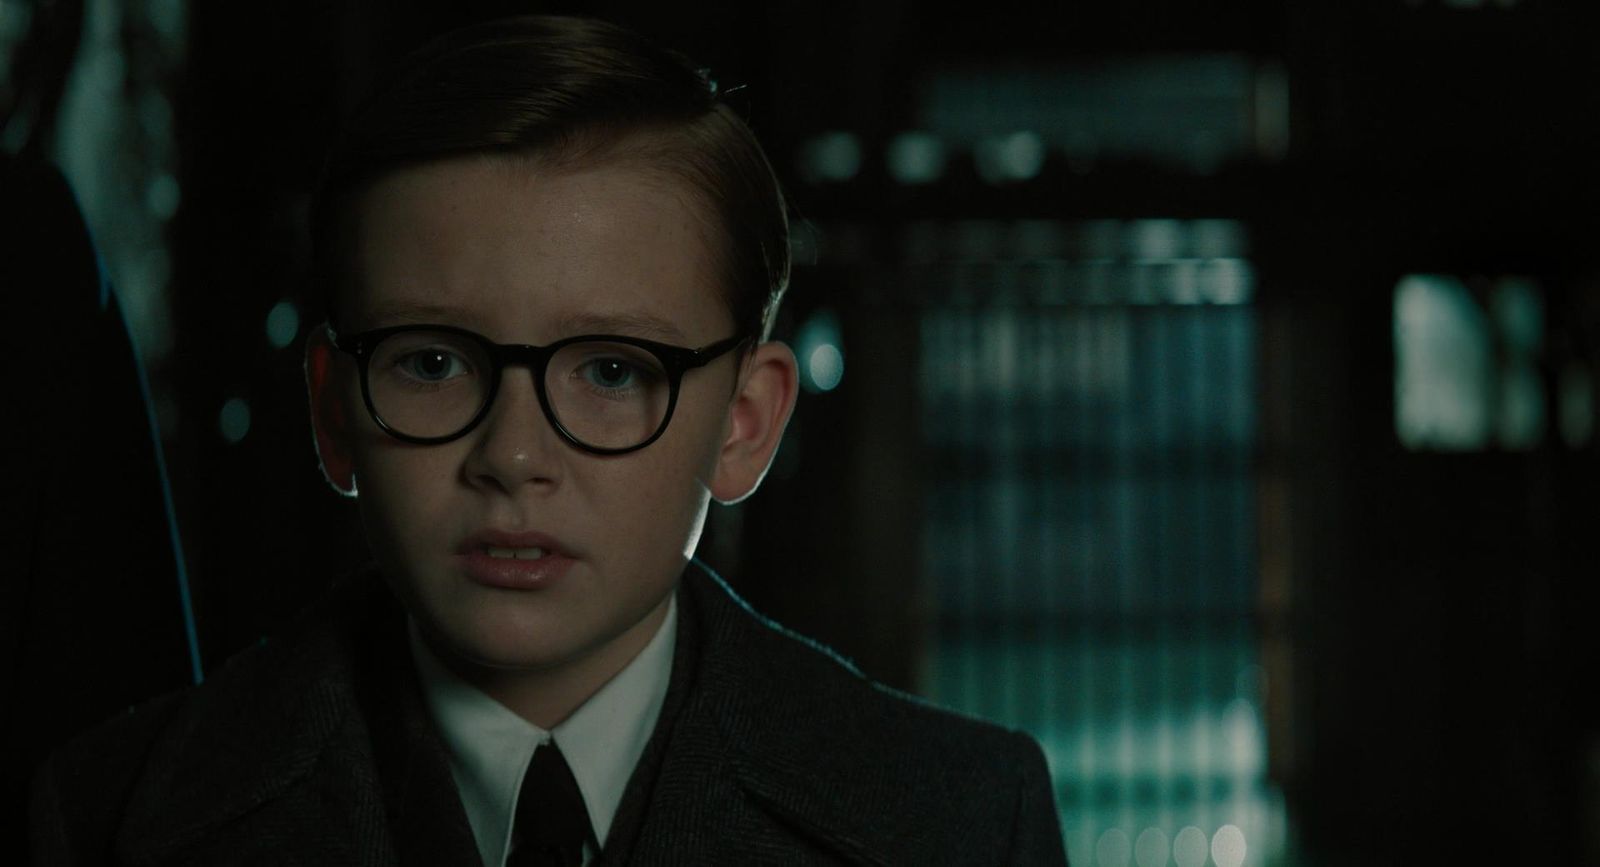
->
[330, 324, 748, 455]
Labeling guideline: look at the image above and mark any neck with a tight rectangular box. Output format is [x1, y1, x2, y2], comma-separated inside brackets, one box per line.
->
[425, 595, 673, 729]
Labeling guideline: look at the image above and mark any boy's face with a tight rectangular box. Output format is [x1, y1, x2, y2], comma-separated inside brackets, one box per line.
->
[306, 152, 795, 690]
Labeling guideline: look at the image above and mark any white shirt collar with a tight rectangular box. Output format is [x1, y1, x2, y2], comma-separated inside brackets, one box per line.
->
[408, 596, 678, 867]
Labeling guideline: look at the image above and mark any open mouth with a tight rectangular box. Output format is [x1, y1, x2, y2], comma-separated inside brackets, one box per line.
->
[459, 535, 572, 590]
[482, 546, 548, 561]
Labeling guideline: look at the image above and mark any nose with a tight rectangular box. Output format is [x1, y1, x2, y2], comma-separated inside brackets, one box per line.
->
[461, 366, 564, 494]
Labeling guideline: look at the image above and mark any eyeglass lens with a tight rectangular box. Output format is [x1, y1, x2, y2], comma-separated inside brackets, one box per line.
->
[366, 329, 674, 449]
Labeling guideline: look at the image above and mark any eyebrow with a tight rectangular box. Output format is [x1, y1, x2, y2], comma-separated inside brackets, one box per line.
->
[361, 302, 690, 343]
[551, 311, 688, 343]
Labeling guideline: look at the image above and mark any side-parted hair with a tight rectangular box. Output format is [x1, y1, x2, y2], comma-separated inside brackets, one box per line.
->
[309, 15, 790, 342]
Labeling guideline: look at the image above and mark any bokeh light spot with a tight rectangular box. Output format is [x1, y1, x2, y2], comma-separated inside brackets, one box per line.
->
[1211, 825, 1247, 867]
[975, 131, 1045, 184]
[1172, 826, 1208, 867]
[887, 131, 947, 184]
[806, 344, 845, 393]
[1095, 828, 1131, 867]
[795, 308, 845, 395]
[800, 131, 863, 183]
[266, 300, 301, 349]
[1134, 827, 1170, 867]
[219, 397, 251, 444]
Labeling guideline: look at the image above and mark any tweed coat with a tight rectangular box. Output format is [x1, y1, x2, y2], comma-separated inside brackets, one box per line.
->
[29, 561, 1068, 866]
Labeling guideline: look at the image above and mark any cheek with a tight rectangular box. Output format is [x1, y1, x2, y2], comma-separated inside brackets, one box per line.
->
[677, 391, 734, 476]
[352, 437, 463, 543]
[600, 450, 705, 519]
[666, 399, 731, 488]
[597, 435, 719, 549]
[624, 463, 712, 565]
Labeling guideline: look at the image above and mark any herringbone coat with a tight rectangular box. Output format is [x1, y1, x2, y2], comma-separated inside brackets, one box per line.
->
[30, 562, 1068, 866]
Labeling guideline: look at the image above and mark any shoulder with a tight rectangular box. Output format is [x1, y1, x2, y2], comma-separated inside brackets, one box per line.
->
[679, 562, 1065, 865]
[56, 568, 381, 753]
[30, 572, 391, 863]
[29, 688, 187, 863]
[686, 559, 1040, 762]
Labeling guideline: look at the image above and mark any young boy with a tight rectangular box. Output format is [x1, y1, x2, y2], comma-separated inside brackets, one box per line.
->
[30, 15, 1067, 866]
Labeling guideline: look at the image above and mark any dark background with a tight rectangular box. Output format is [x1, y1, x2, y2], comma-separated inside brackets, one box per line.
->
[6, 1, 1599, 864]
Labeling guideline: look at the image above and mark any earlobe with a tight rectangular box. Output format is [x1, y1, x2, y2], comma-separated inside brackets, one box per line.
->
[305, 326, 359, 498]
[709, 341, 799, 505]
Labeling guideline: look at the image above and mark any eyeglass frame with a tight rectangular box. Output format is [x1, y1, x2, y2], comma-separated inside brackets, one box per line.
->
[329, 323, 750, 455]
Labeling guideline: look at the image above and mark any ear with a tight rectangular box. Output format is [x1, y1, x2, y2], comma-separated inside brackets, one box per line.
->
[305, 325, 359, 497]
[709, 340, 799, 504]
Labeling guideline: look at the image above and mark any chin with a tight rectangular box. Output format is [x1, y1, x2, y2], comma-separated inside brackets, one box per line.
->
[458, 641, 572, 673]
[440, 606, 589, 673]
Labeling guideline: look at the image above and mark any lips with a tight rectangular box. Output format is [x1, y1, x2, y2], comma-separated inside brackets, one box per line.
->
[455, 528, 577, 590]
[457, 528, 573, 558]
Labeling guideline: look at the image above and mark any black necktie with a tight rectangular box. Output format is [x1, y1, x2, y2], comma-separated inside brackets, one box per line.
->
[506, 741, 594, 867]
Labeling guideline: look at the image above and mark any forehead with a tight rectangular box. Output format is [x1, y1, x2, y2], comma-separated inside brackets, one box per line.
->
[346, 154, 727, 340]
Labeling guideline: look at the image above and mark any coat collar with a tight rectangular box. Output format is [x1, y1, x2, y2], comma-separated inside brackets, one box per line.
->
[616, 561, 898, 866]
[113, 561, 904, 866]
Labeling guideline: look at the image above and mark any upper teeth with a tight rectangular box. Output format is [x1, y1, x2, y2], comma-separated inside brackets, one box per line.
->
[486, 546, 547, 560]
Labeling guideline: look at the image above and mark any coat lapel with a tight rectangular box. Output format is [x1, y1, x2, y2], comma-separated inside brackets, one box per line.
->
[114, 573, 478, 866]
[114, 583, 391, 865]
[611, 562, 895, 866]
[107, 562, 905, 866]
[355, 586, 483, 867]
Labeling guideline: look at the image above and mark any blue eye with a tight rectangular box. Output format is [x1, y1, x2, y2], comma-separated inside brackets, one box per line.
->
[583, 358, 638, 390]
[399, 348, 470, 383]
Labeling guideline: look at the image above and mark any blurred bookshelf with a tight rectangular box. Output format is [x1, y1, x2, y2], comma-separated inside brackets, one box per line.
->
[908, 218, 1286, 865]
